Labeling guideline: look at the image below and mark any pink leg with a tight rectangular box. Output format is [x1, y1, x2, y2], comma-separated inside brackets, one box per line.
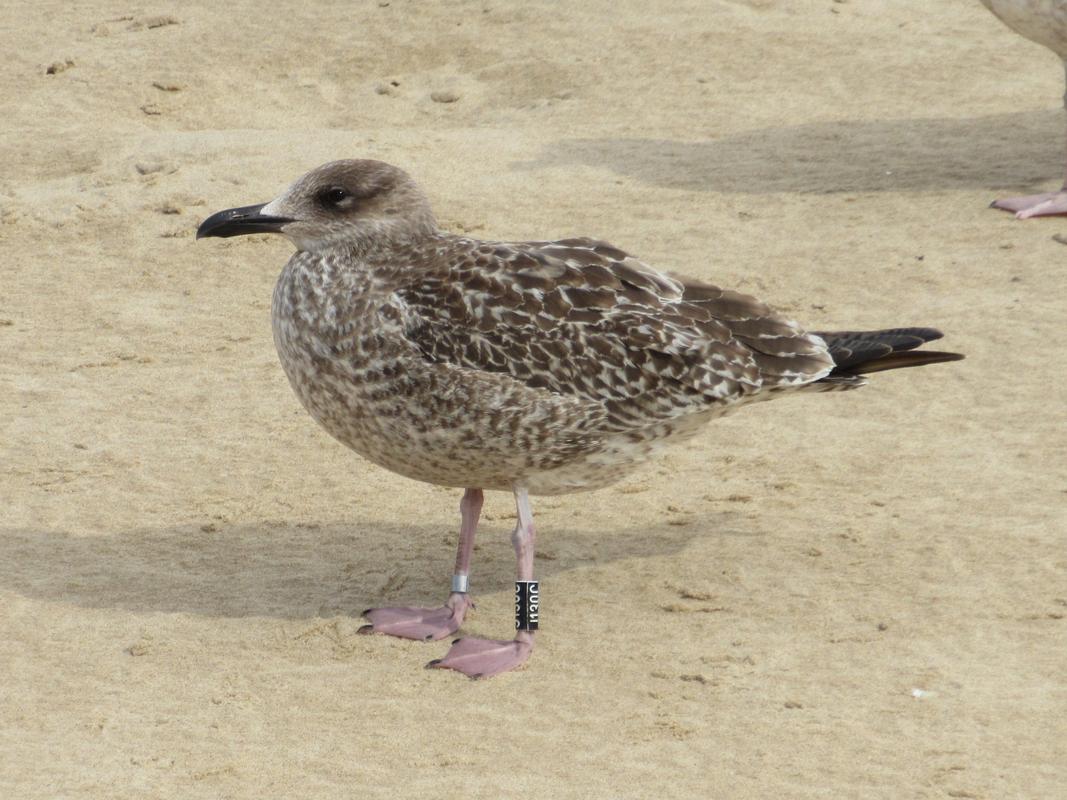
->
[429, 487, 537, 679]
[359, 488, 482, 641]
[990, 59, 1067, 219]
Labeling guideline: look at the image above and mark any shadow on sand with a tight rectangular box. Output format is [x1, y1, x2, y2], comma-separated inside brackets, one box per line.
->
[0, 514, 749, 620]
[517, 110, 1062, 195]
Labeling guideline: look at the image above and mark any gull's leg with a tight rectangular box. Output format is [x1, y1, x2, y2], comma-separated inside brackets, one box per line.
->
[359, 488, 482, 641]
[991, 59, 1067, 218]
[429, 487, 537, 679]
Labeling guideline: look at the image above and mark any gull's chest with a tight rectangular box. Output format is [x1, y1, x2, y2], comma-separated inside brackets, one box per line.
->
[270, 258, 406, 417]
[268, 257, 498, 484]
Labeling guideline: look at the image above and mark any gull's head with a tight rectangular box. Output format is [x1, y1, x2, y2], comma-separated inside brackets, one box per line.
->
[196, 159, 436, 254]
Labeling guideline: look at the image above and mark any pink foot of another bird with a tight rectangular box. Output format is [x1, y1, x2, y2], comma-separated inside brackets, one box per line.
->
[359, 592, 473, 641]
[990, 190, 1067, 218]
[428, 631, 534, 679]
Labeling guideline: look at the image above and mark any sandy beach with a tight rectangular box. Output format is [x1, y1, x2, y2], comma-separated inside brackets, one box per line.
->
[2, 1, 1064, 797]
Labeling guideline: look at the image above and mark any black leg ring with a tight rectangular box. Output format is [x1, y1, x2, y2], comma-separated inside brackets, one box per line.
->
[515, 580, 539, 631]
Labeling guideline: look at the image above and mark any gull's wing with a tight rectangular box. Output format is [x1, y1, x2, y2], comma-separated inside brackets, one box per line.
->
[391, 236, 834, 430]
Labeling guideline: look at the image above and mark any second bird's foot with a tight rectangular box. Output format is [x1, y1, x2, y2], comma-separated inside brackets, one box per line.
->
[990, 190, 1067, 219]
[359, 593, 473, 641]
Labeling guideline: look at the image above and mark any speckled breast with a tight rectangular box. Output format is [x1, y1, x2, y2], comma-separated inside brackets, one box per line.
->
[271, 262, 477, 487]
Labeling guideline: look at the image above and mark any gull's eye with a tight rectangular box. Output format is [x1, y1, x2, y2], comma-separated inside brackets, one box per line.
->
[318, 187, 350, 208]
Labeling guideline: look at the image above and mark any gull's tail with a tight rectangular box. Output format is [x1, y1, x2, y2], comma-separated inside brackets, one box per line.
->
[812, 327, 964, 389]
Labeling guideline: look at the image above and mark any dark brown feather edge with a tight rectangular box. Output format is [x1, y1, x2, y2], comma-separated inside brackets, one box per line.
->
[846, 350, 965, 374]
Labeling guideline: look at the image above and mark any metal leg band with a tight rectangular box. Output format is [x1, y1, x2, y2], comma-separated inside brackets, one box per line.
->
[451, 574, 470, 594]
[515, 580, 539, 631]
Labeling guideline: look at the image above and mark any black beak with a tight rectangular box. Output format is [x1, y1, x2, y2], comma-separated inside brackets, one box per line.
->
[195, 203, 294, 239]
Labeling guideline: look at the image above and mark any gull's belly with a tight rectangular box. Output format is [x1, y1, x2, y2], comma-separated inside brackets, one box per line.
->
[270, 312, 723, 495]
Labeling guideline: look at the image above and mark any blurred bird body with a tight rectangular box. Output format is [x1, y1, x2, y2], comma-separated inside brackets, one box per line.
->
[980, 0, 1067, 217]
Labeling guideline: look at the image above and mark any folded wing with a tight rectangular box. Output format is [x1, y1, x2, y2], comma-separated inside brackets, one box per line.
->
[393, 237, 835, 431]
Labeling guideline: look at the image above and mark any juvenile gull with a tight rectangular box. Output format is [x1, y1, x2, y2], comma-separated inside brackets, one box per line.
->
[197, 159, 963, 678]
[980, 0, 1067, 217]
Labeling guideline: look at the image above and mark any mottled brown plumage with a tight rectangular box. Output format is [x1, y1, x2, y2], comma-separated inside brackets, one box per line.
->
[197, 158, 963, 677]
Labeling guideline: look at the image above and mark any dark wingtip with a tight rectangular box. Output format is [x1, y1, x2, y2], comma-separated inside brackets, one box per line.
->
[851, 349, 964, 374]
[910, 327, 943, 343]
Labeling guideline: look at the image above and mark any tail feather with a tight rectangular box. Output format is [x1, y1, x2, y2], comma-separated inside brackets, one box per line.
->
[814, 327, 964, 378]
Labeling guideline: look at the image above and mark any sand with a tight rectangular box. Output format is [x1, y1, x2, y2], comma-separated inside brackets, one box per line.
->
[2, 1, 1064, 797]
